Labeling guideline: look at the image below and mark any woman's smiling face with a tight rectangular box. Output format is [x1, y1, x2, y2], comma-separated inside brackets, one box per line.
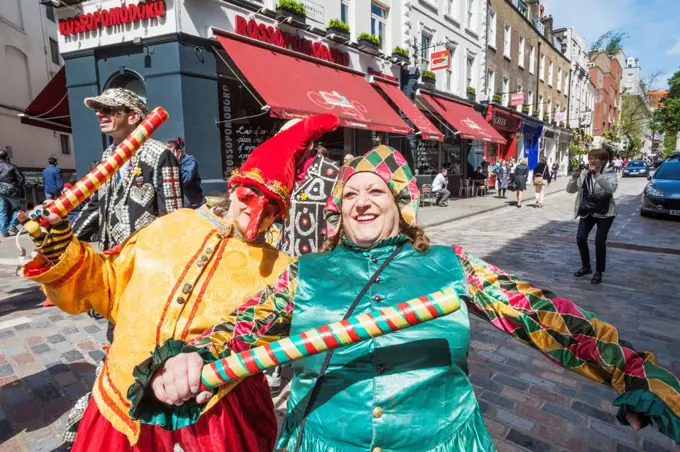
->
[341, 172, 400, 249]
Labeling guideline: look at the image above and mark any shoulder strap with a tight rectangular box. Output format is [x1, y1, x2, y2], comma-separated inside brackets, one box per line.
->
[293, 243, 404, 451]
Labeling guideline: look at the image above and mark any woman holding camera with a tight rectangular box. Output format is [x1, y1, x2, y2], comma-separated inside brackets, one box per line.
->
[566, 148, 617, 284]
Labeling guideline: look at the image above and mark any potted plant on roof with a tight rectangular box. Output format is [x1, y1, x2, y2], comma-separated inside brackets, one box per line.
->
[421, 70, 436, 87]
[276, 0, 307, 27]
[327, 19, 350, 43]
[392, 46, 410, 65]
[466, 86, 476, 101]
[492, 94, 502, 104]
[543, 113, 550, 122]
[357, 32, 381, 55]
[531, 110, 539, 118]
[522, 106, 530, 115]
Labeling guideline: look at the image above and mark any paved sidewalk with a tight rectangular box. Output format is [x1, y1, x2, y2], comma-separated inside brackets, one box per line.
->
[418, 177, 570, 227]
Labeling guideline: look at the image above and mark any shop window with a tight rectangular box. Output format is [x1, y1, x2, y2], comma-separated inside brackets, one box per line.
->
[45, 5, 55, 22]
[106, 71, 147, 104]
[503, 25, 511, 59]
[371, 3, 388, 51]
[341, 0, 351, 28]
[49, 38, 60, 65]
[420, 31, 432, 71]
[487, 10, 495, 46]
[59, 134, 71, 155]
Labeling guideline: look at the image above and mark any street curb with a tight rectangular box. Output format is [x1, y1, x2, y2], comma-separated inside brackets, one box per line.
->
[422, 188, 567, 230]
[530, 234, 680, 256]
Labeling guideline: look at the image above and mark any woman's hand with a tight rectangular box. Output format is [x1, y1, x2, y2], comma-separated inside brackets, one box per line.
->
[150, 352, 213, 406]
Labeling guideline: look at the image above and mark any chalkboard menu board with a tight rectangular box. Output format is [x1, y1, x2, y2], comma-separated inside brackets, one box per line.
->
[234, 124, 277, 164]
[415, 140, 440, 175]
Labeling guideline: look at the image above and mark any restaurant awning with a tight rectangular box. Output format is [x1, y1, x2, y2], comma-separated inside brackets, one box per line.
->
[215, 33, 412, 134]
[20, 67, 71, 134]
[374, 81, 443, 141]
[419, 93, 506, 144]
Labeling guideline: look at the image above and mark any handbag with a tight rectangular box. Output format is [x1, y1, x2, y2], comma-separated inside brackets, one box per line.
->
[293, 243, 404, 452]
[578, 193, 612, 216]
[533, 166, 548, 186]
[0, 181, 18, 197]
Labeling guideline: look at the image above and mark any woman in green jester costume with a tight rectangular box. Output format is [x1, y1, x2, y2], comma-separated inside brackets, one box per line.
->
[134, 146, 680, 451]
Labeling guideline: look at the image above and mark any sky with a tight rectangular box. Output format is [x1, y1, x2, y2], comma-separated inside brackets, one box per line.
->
[542, 0, 680, 90]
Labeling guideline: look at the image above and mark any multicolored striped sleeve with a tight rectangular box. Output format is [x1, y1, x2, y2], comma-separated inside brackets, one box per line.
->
[453, 245, 680, 442]
[189, 260, 298, 360]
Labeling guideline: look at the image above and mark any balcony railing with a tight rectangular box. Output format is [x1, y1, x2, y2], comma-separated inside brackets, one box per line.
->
[513, 0, 528, 16]
[533, 18, 545, 35]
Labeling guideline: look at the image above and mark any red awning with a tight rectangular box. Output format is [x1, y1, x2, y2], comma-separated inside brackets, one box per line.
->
[21, 67, 71, 134]
[421, 94, 505, 144]
[375, 81, 443, 141]
[216, 34, 412, 134]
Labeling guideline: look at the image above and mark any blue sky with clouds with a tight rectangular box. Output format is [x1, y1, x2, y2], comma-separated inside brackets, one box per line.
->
[542, 0, 680, 89]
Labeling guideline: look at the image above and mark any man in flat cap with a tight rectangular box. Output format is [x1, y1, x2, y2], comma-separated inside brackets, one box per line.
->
[84, 88, 183, 251]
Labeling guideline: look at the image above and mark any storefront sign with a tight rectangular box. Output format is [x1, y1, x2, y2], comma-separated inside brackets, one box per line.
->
[489, 106, 521, 133]
[510, 92, 524, 106]
[430, 50, 450, 71]
[58, 0, 166, 36]
[235, 15, 350, 67]
[218, 80, 236, 177]
[367, 67, 398, 83]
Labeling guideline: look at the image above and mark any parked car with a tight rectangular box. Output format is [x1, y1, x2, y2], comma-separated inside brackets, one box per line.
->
[623, 160, 649, 177]
[641, 155, 680, 217]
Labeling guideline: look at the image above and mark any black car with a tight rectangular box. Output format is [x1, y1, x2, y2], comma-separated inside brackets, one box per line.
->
[641, 155, 680, 217]
[623, 160, 650, 177]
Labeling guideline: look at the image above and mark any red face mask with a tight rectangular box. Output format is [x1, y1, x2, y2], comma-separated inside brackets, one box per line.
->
[234, 185, 275, 241]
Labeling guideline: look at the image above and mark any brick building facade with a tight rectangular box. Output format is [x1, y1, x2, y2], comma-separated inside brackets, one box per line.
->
[588, 51, 623, 138]
[486, 0, 569, 124]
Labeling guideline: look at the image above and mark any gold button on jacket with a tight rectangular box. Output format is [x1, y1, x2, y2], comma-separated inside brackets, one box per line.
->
[23, 207, 290, 445]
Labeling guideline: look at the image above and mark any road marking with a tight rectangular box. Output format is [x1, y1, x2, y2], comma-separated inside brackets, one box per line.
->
[0, 317, 32, 331]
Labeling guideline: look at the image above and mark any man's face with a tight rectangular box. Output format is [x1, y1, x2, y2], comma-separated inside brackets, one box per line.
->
[95, 106, 140, 135]
[228, 185, 279, 241]
[442, 170, 448, 177]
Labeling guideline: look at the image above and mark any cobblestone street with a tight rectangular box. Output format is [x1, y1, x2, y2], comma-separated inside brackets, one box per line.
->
[0, 177, 678, 451]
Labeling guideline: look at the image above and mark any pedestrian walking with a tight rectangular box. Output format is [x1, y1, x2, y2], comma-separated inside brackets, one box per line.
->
[533, 157, 550, 208]
[0, 150, 24, 238]
[513, 158, 529, 207]
[566, 148, 618, 285]
[432, 169, 450, 206]
[551, 161, 559, 180]
[21, 114, 341, 452]
[614, 157, 623, 175]
[42, 157, 63, 200]
[166, 137, 206, 209]
[152, 145, 680, 451]
[493, 159, 510, 198]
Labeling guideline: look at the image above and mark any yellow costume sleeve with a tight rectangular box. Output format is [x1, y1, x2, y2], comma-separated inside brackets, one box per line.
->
[23, 235, 138, 323]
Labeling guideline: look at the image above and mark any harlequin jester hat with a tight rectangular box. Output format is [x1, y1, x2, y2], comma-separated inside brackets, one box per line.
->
[228, 113, 340, 239]
[324, 145, 420, 239]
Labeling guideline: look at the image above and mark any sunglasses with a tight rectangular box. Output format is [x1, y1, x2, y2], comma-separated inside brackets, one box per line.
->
[95, 106, 126, 116]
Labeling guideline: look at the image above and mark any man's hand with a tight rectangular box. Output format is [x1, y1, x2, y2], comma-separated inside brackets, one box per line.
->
[150, 352, 213, 406]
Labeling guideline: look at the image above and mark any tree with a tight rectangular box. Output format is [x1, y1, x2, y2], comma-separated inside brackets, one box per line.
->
[654, 70, 680, 155]
[618, 95, 651, 157]
[590, 30, 629, 54]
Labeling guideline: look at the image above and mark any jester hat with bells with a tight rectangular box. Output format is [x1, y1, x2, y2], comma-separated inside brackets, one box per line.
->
[324, 145, 420, 240]
[228, 114, 340, 241]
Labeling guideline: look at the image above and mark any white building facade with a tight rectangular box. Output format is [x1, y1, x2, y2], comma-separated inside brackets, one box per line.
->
[0, 0, 74, 172]
[554, 27, 594, 135]
[403, 0, 487, 98]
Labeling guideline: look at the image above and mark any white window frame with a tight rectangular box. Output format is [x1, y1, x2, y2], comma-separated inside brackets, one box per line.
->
[539, 54, 545, 81]
[518, 36, 525, 68]
[548, 100, 553, 122]
[446, 44, 458, 94]
[503, 24, 511, 59]
[341, 0, 351, 28]
[488, 10, 496, 48]
[448, 0, 458, 19]
[371, 3, 388, 51]
[557, 68, 562, 92]
[548, 61, 554, 87]
[516, 83, 523, 112]
[502, 77, 510, 107]
[487, 69, 495, 97]
[466, 54, 475, 89]
[539, 95, 544, 118]
[420, 30, 433, 72]
[529, 46, 535, 74]
[59, 134, 71, 155]
[528, 90, 534, 115]
[466, 0, 475, 31]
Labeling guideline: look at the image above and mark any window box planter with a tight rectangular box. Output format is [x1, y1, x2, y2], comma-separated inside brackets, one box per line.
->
[357, 33, 381, 55]
[492, 94, 502, 103]
[531, 110, 539, 118]
[327, 27, 350, 43]
[522, 107, 530, 115]
[466, 87, 476, 102]
[421, 70, 436, 87]
[543, 115, 550, 122]
[392, 51, 409, 65]
[276, 6, 306, 27]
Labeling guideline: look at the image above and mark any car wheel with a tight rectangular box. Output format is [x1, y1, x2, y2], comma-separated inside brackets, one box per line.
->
[640, 209, 650, 217]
